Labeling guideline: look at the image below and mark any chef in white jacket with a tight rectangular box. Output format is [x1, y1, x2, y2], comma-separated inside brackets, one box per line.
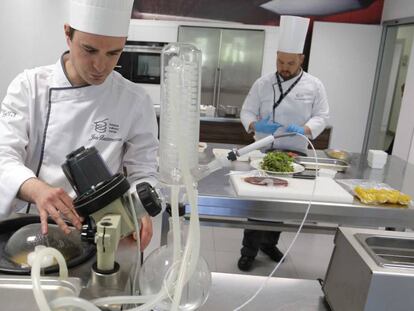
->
[238, 16, 329, 271]
[241, 16, 329, 155]
[0, 0, 157, 250]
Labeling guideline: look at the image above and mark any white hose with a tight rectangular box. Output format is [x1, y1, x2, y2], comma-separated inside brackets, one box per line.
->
[97, 290, 168, 311]
[170, 137, 201, 310]
[171, 185, 182, 261]
[233, 133, 319, 311]
[31, 247, 68, 311]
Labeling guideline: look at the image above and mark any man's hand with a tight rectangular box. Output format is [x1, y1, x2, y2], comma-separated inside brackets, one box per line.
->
[133, 214, 153, 251]
[285, 124, 311, 136]
[18, 178, 82, 235]
[254, 116, 282, 134]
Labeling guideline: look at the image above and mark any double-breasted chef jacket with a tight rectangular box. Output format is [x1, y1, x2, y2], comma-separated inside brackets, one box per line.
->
[240, 70, 329, 154]
[0, 53, 159, 215]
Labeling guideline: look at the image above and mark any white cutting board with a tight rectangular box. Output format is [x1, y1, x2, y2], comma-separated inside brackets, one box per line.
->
[230, 174, 354, 203]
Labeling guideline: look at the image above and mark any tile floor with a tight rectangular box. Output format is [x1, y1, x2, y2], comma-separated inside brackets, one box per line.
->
[198, 226, 335, 281]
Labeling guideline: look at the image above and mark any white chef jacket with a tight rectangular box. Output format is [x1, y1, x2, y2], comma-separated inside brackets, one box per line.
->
[240, 70, 329, 154]
[0, 53, 159, 216]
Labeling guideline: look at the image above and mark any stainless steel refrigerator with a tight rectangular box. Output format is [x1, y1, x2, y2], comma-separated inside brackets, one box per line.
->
[178, 26, 265, 118]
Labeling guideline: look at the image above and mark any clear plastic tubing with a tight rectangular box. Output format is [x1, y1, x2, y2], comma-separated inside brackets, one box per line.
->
[30, 247, 68, 311]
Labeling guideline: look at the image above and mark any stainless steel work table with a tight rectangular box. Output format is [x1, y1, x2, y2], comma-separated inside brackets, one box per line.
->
[189, 143, 414, 234]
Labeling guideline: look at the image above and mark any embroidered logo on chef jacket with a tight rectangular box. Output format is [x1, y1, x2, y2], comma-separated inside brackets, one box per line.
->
[89, 118, 122, 142]
[295, 92, 313, 100]
[0, 107, 17, 119]
[94, 118, 108, 133]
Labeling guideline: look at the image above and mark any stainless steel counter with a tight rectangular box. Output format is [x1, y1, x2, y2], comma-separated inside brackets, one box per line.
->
[192, 143, 414, 232]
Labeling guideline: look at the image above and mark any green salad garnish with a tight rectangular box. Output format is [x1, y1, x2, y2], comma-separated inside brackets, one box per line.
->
[260, 152, 294, 172]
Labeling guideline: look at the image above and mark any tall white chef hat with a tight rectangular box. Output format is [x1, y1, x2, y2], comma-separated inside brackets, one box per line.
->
[69, 0, 134, 37]
[278, 15, 310, 54]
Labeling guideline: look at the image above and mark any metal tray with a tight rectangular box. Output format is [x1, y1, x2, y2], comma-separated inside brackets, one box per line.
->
[0, 276, 81, 309]
[295, 157, 350, 172]
[324, 149, 351, 162]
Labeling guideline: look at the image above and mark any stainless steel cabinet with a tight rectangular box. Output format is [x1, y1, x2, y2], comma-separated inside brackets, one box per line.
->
[178, 26, 265, 117]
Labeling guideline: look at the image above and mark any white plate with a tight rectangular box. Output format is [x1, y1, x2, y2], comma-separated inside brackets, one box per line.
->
[250, 159, 305, 175]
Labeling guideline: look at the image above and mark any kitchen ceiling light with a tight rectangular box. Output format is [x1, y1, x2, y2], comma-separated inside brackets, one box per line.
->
[260, 0, 372, 16]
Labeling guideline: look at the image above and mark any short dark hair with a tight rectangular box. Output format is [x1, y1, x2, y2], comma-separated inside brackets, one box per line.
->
[68, 26, 76, 40]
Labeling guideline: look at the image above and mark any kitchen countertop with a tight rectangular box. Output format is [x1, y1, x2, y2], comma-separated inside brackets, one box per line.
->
[190, 143, 414, 232]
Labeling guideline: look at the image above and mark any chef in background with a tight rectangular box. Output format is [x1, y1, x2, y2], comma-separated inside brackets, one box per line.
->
[238, 15, 329, 271]
[0, 0, 158, 250]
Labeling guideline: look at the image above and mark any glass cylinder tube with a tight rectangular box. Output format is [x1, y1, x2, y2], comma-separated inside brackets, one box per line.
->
[159, 43, 202, 185]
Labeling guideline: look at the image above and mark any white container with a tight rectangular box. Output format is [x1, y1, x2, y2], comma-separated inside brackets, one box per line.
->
[368, 158, 386, 169]
[367, 149, 387, 169]
[368, 149, 387, 162]
[204, 105, 216, 117]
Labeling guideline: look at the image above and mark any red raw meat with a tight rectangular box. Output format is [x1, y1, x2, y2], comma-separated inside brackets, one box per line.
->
[244, 177, 288, 187]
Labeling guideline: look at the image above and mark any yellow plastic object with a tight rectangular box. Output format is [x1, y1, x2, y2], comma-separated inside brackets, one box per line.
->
[354, 186, 411, 206]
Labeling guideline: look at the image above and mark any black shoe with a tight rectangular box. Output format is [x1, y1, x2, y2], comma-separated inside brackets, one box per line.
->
[260, 247, 284, 262]
[238, 255, 255, 271]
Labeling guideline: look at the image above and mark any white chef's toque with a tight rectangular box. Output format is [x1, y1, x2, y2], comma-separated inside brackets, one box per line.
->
[278, 15, 310, 54]
[69, 0, 134, 37]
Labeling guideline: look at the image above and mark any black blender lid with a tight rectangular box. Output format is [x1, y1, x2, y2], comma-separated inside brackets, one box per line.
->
[0, 215, 95, 275]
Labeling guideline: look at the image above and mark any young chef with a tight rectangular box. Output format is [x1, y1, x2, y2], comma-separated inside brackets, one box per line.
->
[0, 0, 158, 250]
[238, 16, 329, 271]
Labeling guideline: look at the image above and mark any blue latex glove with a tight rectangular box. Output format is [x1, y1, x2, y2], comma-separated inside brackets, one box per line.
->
[286, 124, 305, 135]
[254, 116, 282, 134]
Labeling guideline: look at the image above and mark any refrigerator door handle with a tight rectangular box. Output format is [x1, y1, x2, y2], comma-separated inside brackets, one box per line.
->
[212, 67, 219, 110]
[216, 68, 222, 114]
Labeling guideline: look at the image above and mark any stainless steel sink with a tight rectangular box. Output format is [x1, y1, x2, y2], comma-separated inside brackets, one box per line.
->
[356, 233, 414, 269]
[324, 228, 414, 311]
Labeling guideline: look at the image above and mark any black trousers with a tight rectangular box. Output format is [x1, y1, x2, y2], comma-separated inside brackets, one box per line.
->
[241, 229, 281, 258]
